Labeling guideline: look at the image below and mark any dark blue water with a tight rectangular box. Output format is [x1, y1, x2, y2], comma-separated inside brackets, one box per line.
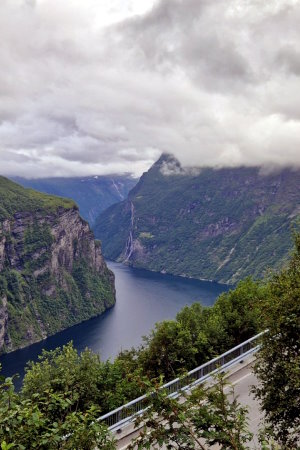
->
[0, 262, 229, 387]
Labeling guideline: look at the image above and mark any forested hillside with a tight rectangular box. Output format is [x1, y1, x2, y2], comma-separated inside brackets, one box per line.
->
[95, 154, 300, 283]
[0, 177, 115, 353]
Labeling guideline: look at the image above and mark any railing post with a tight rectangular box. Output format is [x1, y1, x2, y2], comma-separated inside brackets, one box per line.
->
[98, 330, 268, 431]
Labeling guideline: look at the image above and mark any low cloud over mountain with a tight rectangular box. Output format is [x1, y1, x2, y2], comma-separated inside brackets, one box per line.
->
[1, 0, 300, 177]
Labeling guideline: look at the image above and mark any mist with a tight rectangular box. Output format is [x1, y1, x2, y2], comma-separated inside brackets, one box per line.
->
[0, 0, 300, 178]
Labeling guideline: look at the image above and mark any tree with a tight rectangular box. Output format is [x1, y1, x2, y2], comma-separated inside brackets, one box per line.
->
[213, 277, 266, 348]
[22, 342, 146, 415]
[0, 375, 115, 450]
[253, 234, 300, 448]
[128, 373, 253, 450]
[22, 342, 106, 412]
[176, 303, 226, 366]
[139, 320, 198, 380]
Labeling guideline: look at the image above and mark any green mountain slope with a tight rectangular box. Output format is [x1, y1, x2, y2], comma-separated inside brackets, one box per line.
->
[94, 154, 300, 283]
[0, 177, 115, 353]
[0, 176, 76, 220]
[12, 175, 137, 226]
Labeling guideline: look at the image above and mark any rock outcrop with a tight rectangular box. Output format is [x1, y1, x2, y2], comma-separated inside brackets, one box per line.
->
[0, 177, 115, 353]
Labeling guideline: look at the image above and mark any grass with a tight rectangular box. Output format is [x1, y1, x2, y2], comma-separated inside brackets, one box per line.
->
[0, 176, 76, 220]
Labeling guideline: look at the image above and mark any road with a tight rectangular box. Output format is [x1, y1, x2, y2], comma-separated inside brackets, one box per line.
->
[226, 363, 262, 448]
[116, 361, 263, 449]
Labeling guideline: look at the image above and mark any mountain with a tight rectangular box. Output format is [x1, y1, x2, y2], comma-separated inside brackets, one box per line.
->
[12, 175, 137, 227]
[0, 177, 115, 353]
[94, 154, 300, 284]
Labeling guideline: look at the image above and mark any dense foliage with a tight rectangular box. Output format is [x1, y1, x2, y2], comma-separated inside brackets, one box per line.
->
[134, 235, 300, 449]
[0, 250, 115, 354]
[128, 373, 253, 450]
[21, 344, 147, 415]
[253, 234, 300, 448]
[0, 231, 299, 448]
[20, 277, 265, 412]
[139, 278, 266, 380]
[0, 176, 75, 220]
[95, 154, 300, 283]
[0, 373, 115, 449]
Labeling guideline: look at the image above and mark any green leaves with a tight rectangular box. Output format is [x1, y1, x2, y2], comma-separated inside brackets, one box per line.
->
[128, 372, 253, 450]
[0, 374, 115, 450]
[253, 234, 300, 448]
[140, 320, 198, 379]
[2, 231, 299, 448]
[22, 342, 147, 418]
[0, 176, 75, 221]
[1, 442, 15, 450]
[138, 278, 264, 382]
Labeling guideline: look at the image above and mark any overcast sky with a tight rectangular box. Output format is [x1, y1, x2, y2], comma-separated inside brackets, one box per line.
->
[0, 0, 300, 178]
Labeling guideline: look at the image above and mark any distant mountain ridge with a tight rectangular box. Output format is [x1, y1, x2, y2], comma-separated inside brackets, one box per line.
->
[0, 176, 115, 353]
[12, 175, 137, 226]
[94, 154, 300, 284]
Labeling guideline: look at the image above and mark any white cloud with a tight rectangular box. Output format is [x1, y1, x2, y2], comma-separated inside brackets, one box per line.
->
[0, 0, 299, 178]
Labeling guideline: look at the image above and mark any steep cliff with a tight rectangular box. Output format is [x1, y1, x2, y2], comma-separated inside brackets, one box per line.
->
[94, 154, 300, 284]
[0, 176, 115, 353]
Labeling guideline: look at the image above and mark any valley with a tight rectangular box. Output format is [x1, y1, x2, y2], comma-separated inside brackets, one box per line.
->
[0, 260, 229, 388]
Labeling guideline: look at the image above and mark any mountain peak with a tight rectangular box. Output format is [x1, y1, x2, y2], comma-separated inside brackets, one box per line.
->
[95, 165, 300, 284]
[155, 152, 181, 166]
[153, 153, 183, 176]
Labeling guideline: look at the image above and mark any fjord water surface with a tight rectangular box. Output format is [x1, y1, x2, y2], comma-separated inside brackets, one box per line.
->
[0, 261, 229, 388]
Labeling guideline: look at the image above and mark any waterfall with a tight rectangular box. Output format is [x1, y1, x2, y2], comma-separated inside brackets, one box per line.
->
[124, 201, 135, 262]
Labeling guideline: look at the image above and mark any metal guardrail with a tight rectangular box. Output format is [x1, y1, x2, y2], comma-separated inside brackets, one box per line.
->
[99, 330, 267, 432]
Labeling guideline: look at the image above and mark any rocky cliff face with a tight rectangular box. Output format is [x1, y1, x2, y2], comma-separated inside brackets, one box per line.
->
[95, 154, 300, 284]
[0, 177, 115, 353]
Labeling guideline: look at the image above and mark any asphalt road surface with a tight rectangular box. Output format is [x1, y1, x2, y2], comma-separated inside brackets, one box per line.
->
[227, 364, 262, 449]
[117, 361, 263, 449]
